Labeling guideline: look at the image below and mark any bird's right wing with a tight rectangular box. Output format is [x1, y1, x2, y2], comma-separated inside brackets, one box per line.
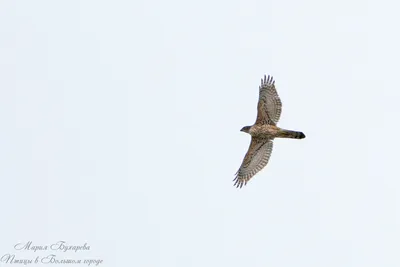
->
[234, 138, 273, 188]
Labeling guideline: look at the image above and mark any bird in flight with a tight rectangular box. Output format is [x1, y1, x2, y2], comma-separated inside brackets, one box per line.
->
[234, 75, 305, 188]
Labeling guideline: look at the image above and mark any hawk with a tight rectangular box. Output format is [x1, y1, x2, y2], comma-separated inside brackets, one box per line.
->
[234, 75, 305, 188]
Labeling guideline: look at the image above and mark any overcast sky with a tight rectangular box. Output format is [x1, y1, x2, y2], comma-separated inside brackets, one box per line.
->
[1, 1, 400, 266]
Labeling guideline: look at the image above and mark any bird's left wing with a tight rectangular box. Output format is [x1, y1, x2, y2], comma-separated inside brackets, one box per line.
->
[255, 75, 282, 125]
[234, 138, 273, 188]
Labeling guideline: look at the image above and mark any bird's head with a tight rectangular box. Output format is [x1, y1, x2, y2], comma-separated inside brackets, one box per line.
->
[240, 126, 251, 133]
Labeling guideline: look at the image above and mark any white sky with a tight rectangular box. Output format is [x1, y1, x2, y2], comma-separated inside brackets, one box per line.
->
[1, 0, 400, 266]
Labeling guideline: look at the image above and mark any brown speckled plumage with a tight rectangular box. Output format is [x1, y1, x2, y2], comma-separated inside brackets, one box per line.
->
[234, 75, 305, 188]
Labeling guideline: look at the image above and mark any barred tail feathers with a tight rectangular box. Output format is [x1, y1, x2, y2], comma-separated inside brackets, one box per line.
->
[278, 129, 306, 139]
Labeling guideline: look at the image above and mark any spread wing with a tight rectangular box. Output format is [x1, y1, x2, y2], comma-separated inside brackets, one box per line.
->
[255, 75, 282, 125]
[234, 138, 273, 188]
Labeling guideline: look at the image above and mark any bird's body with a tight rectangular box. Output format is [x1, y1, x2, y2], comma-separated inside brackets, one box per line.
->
[234, 75, 305, 188]
[249, 124, 280, 138]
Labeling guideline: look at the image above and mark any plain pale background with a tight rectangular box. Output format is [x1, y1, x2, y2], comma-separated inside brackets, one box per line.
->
[1, 1, 399, 266]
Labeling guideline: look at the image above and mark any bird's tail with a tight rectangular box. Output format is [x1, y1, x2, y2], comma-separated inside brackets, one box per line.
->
[277, 129, 306, 139]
